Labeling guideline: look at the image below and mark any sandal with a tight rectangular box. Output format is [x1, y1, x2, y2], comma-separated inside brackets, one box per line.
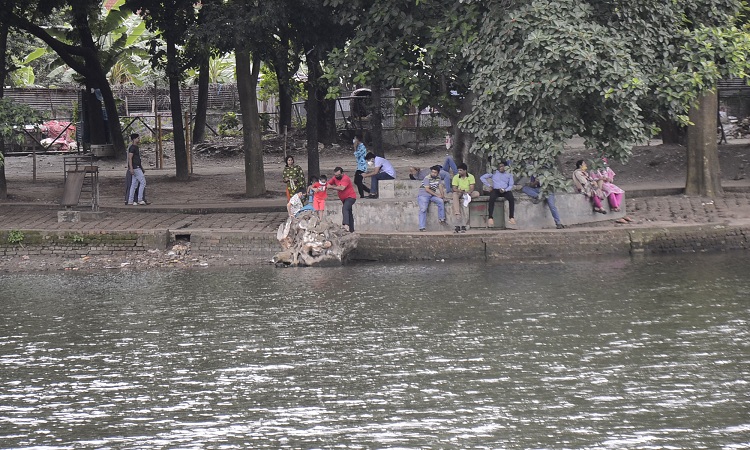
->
[615, 218, 628, 224]
[594, 208, 607, 214]
[624, 216, 634, 223]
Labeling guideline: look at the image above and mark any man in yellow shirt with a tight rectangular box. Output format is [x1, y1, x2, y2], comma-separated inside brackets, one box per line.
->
[451, 163, 480, 233]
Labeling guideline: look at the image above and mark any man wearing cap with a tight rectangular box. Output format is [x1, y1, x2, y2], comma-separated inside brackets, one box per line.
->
[480, 160, 516, 227]
[326, 167, 357, 232]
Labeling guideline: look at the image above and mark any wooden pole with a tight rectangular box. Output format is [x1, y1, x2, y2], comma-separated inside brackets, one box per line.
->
[283, 124, 287, 159]
[32, 144, 36, 182]
[184, 111, 192, 174]
[156, 113, 163, 169]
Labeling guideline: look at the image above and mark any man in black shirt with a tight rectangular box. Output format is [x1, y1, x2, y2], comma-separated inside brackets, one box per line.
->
[124, 133, 148, 204]
[126, 133, 147, 205]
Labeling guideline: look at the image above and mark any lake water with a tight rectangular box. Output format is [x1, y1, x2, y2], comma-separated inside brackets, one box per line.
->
[1, 253, 748, 449]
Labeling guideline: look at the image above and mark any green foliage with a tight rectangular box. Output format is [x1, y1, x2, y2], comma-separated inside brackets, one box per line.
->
[259, 112, 272, 131]
[68, 233, 85, 244]
[461, 0, 749, 190]
[184, 54, 236, 85]
[258, 63, 304, 102]
[325, 0, 480, 124]
[6, 230, 25, 245]
[218, 112, 239, 135]
[0, 98, 46, 167]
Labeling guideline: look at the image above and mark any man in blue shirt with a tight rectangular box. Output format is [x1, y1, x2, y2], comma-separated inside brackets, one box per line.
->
[480, 160, 516, 227]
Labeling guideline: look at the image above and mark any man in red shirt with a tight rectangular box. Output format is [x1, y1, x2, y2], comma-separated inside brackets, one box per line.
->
[327, 166, 357, 232]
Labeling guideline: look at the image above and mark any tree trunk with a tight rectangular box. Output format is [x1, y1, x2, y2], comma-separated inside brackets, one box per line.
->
[0, 21, 9, 199]
[192, 54, 210, 144]
[166, 37, 189, 181]
[71, 5, 125, 157]
[236, 48, 266, 196]
[305, 52, 320, 178]
[685, 90, 722, 197]
[274, 57, 294, 133]
[318, 98, 337, 146]
[98, 78, 126, 158]
[659, 119, 686, 146]
[371, 83, 384, 156]
[85, 81, 107, 146]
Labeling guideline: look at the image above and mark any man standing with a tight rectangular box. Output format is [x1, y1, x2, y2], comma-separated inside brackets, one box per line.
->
[352, 134, 371, 198]
[480, 160, 516, 227]
[327, 167, 357, 232]
[523, 175, 565, 229]
[124, 133, 148, 205]
[361, 152, 396, 199]
[451, 163, 480, 233]
[127, 133, 147, 205]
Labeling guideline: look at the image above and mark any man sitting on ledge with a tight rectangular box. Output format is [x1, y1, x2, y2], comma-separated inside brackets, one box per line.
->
[451, 163, 480, 233]
[418, 165, 447, 231]
[362, 152, 396, 199]
[480, 160, 516, 227]
[522, 174, 565, 229]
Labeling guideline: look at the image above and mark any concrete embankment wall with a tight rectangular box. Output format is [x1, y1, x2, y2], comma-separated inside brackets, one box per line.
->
[353, 224, 750, 261]
[1, 224, 749, 262]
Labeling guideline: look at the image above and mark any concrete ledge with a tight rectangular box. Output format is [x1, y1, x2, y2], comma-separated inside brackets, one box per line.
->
[325, 191, 624, 231]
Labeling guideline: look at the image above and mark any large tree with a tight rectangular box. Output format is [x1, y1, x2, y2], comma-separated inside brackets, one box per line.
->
[462, 0, 750, 194]
[0, 0, 128, 156]
[283, 0, 353, 175]
[198, 0, 280, 196]
[126, 0, 201, 181]
[326, 0, 485, 164]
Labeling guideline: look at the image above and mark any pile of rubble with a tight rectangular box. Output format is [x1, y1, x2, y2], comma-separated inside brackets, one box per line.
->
[273, 211, 359, 267]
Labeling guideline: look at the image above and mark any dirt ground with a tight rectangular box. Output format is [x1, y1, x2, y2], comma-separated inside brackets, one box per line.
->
[1, 133, 749, 205]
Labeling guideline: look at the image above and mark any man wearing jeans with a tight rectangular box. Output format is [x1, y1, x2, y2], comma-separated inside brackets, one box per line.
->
[127, 133, 147, 205]
[327, 167, 357, 232]
[362, 152, 396, 199]
[522, 175, 565, 229]
[417, 165, 447, 231]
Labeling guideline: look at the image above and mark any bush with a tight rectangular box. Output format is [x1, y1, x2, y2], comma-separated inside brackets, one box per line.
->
[218, 112, 240, 135]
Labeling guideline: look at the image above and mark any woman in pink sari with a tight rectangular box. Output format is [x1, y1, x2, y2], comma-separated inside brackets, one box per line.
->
[573, 160, 607, 214]
[592, 157, 624, 211]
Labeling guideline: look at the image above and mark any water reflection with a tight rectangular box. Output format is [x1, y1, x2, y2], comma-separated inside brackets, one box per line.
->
[1, 253, 748, 448]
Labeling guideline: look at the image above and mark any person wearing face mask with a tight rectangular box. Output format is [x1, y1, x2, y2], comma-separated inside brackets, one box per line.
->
[361, 152, 396, 199]
[352, 134, 371, 198]
[326, 167, 357, 232]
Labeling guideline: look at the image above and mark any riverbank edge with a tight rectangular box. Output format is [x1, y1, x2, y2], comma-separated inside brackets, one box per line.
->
[1, 223, 748, 267]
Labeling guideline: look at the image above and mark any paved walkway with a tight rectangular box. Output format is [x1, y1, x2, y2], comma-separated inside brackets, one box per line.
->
[1, 183, 750, 235]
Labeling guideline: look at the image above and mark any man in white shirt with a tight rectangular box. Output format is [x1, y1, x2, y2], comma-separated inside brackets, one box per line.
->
[361, 152, 396, 199]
